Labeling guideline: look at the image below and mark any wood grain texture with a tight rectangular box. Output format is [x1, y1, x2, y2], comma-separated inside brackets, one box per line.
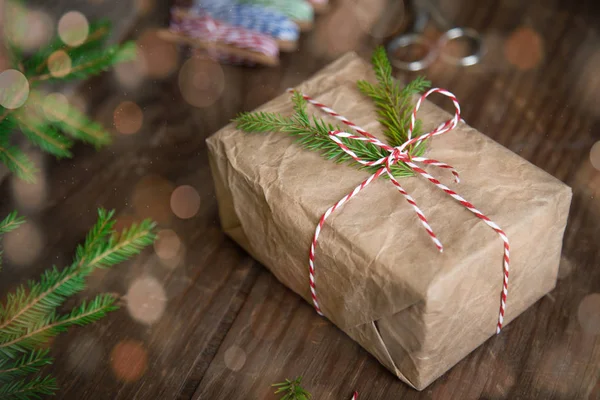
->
[1, 0, 599, 399]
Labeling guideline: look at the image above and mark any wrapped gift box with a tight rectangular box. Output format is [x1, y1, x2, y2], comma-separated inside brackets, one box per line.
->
[206, 52, 572, 390]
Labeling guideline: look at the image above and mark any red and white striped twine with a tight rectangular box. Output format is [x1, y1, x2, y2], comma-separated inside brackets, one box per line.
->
[289, 87, 510, 335]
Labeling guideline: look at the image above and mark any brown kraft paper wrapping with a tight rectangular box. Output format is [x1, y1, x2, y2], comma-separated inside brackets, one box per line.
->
[206, 53, 572, 390]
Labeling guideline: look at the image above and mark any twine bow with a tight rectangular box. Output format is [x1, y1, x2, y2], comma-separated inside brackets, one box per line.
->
[291, 88, 510, 335]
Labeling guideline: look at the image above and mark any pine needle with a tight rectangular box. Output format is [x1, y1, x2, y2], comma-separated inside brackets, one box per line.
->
[0, 10, 135, 182]
[0, 349, 53, 382]
[235, 46, 431, 180]
[0, 211, 26, 271]
[272, 376, 312, 400]
[42, 103, 111, 148]
[31, 41, 138, 84]
[24, 19, 114, 76]
[0, 137, 37, 183]
[27, 91, 111, 148]
[0, 374, 58, 400]
[0, 208, 156, 397]
[11, 111, 73, 158]
[0, 211, 26, 235]
[0, 210, 155, 349]
[0, 294, 118, 357]
[356, 46, 431, 148]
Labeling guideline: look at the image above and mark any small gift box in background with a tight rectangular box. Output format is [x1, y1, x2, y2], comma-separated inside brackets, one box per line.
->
[206, 51, 572, 390]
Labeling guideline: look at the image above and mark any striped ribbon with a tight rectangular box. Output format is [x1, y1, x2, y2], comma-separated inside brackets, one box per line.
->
[290, 88, 511, 335]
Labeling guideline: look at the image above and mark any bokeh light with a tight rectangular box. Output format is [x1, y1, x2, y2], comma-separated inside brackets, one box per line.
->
[0, 69, 29, 109]
[126, 276, 167, 325]
[3, 221, 44, 266]
[69, 92, 88, 114]
[154, 229, 181, 261]
[110, 340, 148, 382]
[557, 256, 574, 280]
[223, 346, 246, 371]
[170, 185, 201, 219]
[58, 11, 89, 47]
[577, 293, 600, 335]
[178, 56, 225, 108]
[348, 0, 405, 39]
[113, 214, 140, 232]
[4, 4, 53, 52]
[132, 175, 174, 225]
[11, 167, 47, 212]
[590, 142, 600, 171]
[66, 334, 103, 375]
[504, 27, 544, 70]
[137, 30, 178, 79]
[135, 0, 155, 16]
[114, 47, 147, 90]
[113, 101, 143, 135]
[572, 43, 600, 118]
[42, 92, 70, 122]
[320, 8, 362, 56]
[48, 50, 72, 78]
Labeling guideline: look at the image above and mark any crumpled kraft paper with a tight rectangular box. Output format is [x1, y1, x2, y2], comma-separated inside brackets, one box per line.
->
[206, 53, 572, 390]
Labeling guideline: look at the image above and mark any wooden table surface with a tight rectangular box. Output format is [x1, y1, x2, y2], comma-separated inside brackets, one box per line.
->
[1, 0, 599, 399]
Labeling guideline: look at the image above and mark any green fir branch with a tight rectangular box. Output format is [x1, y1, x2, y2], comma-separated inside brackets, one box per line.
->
[0, 212, 155, 352]
[0, 116, 38, 182]
[31, 41, 137, 84]
[24, 19, 114, 76]
[0, 5, 136, 183]
[273, 376, 312, 400]
[11, 111, 73, 158]
[0, 134, 38, 183]
[0, 208, 115, 334]
[235, 93, 417, 178]
[35, 93, 111, 147]
[0, 374, 58, 400]
[0, 208, 156, 398]
[0, 294, 118, 356]
[74, 208, 116, 263]
[235, 47, 431, 179]
[0, 211, 26, 270]
[0, 211, 26, 235]
[356, 46, 431, 147]
[0, 349, 53, 382]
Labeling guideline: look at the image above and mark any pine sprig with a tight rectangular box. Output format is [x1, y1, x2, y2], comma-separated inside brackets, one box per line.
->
[235, 47, 431, 179]
[0, 374, 58, 400]
[0, 211, 26, 270]
[0, 294, 118, 357]
[0, 211, 26, 235]
[273, 376, 312, 400]
[0, 210, 156, 352]
[11, 111, 74, 158]
[0, 1, 138, 183]
[235, 93, 416, 177]
[41, 100, 112, 147]
[357, 46, 431, 148]
[0, 209, 156, 398]
[0, 133, 38, 183]
[30, 42, 137, 84]
[24, 20, 113, 77]
[0, 350, 53, 382]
